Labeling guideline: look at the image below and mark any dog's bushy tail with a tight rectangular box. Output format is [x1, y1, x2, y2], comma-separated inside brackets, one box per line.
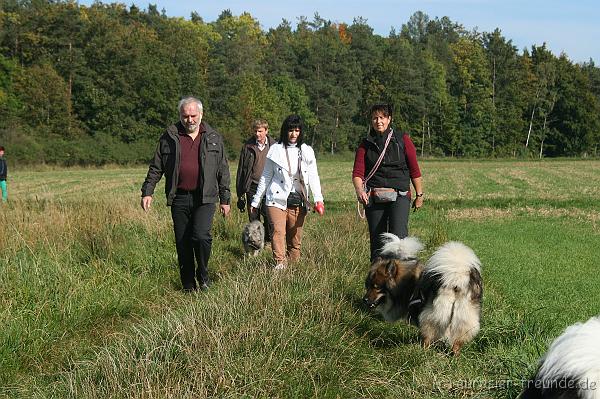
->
[424, 241, 481, 290]
[419, 242, 482, 351]
[379, 233, 424, 261]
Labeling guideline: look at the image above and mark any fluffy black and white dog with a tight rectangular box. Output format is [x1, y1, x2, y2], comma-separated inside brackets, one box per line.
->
[521, 315, 600, 399]
[364, 233, 483, 355]
[241, 220, 265, 256]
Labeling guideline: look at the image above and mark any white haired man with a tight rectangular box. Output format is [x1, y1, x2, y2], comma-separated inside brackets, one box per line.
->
[141, 97, 231, 292]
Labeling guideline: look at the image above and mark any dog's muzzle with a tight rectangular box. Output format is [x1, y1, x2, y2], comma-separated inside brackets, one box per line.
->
[363, 294, 383, 309]
[248, 242, 261, 250]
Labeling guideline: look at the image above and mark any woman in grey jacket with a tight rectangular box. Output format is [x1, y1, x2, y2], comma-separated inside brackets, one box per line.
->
[251, 115, 324, 270]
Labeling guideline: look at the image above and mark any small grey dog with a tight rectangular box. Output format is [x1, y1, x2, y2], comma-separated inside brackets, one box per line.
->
[242, 220, 265, 256]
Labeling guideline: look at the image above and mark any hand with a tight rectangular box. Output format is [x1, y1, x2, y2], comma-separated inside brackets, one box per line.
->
[412, 196, 424, 211]
[237, 197, 246, 212]
[220, 204, 231, 217]
[356, 189, 369, 205]
[314, 201, 325, 215]
[249, 206, 258, 215]
[141, 196, 153, 212]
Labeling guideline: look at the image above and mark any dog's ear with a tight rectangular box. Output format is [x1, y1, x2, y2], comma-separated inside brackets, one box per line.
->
[385, 260, 396, 276]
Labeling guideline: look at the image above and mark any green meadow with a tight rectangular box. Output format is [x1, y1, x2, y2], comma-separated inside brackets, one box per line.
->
[1, 159, 599, 398]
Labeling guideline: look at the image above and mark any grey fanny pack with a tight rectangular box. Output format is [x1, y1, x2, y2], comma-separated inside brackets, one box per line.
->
[368, 187, 398, 203]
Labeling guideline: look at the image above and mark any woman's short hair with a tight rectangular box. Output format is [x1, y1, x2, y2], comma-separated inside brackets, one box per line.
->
[369, 103, 393, 119]
[279, 114, 304, 146]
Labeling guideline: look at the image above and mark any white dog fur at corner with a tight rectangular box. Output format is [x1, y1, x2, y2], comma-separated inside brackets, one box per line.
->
[522, 315, 600, 399]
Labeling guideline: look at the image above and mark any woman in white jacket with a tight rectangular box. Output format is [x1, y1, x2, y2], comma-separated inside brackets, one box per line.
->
[251, 115, 324, 270]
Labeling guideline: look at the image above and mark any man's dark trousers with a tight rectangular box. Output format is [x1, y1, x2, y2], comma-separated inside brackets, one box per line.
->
[171, 191, 216, 290]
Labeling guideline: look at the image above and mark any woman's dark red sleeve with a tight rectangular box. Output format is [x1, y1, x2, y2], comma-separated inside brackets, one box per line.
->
[403, 135, 421, 178]
[352, 143, 367, 179]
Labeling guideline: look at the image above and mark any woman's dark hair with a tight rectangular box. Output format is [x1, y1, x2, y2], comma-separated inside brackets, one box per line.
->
[369, 103, 393, 119]
[279, 114, 304, 146]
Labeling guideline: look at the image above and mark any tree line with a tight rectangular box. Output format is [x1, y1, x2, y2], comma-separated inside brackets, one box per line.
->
[0, 1, 599, 165]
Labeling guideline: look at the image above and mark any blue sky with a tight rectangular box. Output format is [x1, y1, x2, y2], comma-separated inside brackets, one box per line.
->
[78, 0, 599, 63]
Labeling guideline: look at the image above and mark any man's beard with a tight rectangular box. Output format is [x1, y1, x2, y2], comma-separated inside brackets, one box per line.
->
[182, 121, 198, 133]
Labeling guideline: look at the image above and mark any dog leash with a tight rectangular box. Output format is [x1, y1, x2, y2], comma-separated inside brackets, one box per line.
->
[357, 130, 394, 219]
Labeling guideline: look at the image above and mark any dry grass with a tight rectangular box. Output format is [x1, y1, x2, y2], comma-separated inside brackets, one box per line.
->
[447, 206, 600, 223]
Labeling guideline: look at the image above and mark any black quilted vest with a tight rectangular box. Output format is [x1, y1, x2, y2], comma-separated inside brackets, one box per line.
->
[363, 128, 410, 191]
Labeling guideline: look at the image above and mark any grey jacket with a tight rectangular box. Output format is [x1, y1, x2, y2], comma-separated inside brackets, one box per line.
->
[141, 121, 231, 206]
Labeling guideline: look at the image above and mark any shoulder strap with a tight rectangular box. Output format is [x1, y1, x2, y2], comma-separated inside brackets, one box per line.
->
[297, 149, 312, 209]
[357, 130, 393, 219]
[285, 147, 312, 210]
[284, 146, 304, 178]
[363, 130, 393, 187]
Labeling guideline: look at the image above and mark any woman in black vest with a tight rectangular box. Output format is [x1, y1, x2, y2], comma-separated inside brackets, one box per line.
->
[352, 104, 424, 261]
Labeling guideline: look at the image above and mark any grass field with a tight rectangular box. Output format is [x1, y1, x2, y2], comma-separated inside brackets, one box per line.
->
[1, 159, 599, 398]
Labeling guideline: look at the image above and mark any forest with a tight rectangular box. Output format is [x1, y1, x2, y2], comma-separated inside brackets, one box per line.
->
[0, 0, 599, 164]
